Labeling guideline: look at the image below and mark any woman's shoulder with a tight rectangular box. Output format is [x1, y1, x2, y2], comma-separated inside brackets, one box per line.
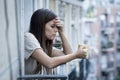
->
[24, 32, 41, 60]
[24, 32, 34, 37]
[24, 32, 38, 42]
[24, 32, 36, 39]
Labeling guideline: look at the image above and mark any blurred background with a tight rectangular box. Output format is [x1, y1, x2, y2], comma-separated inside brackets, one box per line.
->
[0, 0, 120, 80]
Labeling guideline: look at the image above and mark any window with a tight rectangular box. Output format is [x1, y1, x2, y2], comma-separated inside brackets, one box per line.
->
[101, 54, 108, 69]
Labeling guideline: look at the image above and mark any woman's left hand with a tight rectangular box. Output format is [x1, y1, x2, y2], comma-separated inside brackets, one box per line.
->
[54, 17, 63, 32]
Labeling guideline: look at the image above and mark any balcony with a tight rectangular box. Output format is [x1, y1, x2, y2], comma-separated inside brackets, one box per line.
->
[17, 59, 89, 80]
[101, 41, 114, 53]
[17, 74, 67, 80]
[117, 38, 120, 47]
[108, 62, 114, 68]
[116, 52, 120, 67]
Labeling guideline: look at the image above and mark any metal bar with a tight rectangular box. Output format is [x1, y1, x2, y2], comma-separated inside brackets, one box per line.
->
[17, 74, 67, 80]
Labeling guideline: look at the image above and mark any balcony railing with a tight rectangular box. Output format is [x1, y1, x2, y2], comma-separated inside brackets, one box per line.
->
[17, 59, 90, 80]
[17, 74, 67, 80]
[17, 60, 79, 80]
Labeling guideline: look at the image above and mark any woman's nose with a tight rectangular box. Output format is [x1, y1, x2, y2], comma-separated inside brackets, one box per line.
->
[54, 26, 58, 32]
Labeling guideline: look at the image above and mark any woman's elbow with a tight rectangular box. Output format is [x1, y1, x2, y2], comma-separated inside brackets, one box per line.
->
[45, 61, 56, 69]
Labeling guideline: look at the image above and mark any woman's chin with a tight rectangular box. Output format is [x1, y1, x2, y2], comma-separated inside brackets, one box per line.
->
[47, 36, 56, 40]
[48, 37, 54, 40]
[51, 38, 55, 40]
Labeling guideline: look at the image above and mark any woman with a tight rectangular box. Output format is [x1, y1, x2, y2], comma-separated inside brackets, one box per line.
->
[24, 9, 88, 75]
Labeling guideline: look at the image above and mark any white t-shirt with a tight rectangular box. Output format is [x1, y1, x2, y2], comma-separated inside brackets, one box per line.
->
[24, 32, 41, 74]
[24, 32, 58, 75]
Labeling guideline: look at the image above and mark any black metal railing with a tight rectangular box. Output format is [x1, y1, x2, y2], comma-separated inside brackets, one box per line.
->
[17, 74, 67, 80]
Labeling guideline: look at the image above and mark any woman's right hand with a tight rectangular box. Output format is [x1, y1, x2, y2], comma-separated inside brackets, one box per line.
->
[75, 44, 88, 59]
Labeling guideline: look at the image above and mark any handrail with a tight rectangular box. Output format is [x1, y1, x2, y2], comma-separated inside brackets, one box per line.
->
[17, 74, 67, 80]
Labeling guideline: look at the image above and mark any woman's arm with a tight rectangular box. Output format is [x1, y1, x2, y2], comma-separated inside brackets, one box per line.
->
[59, 31, 73, 54]
[32, 48, 76, 68]
[52, 32, 73, 57]
[53, 18, 73, 56]
[31, 47, 87, 69]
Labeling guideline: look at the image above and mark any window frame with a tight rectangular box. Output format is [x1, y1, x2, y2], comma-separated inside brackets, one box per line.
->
[15, 0, 25, 76]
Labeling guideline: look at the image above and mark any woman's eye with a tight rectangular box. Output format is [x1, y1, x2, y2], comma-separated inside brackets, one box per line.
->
[51, 26, 55, 28]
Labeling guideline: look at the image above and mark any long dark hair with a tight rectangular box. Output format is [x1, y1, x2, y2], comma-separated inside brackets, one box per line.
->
[29, 9, 57, 56]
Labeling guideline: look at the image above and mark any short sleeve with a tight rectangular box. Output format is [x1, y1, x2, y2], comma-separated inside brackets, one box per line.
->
[24, 32, 41, 59]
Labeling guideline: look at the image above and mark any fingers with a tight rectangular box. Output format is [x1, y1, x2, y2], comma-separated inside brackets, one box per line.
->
[54, 18, 61, 24]
[53, 18, 63, 32]
[78, 44, 89, 50]
[78, 44, 89, 58]
[54, 18, 63, 27]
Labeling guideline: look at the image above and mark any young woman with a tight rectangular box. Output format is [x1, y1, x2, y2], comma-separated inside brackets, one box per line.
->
[24, 9, 88, 75]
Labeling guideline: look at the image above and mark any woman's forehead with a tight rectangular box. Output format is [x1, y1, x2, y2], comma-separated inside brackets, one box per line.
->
[48, 19, 55, 25]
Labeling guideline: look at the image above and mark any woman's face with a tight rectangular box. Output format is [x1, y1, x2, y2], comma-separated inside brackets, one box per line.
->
[45, 19, 58, 40]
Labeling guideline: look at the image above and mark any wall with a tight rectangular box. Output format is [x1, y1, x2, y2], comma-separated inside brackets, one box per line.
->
[0, 0, 19, 80]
